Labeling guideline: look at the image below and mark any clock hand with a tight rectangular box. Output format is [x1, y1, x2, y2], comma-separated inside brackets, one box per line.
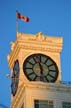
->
[34, 55, 40, 63]
[38, 63, 43, 81]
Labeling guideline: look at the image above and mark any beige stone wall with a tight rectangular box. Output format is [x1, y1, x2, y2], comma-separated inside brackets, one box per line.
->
[7, 32, 63, 108]
[12, 82, 71, 108]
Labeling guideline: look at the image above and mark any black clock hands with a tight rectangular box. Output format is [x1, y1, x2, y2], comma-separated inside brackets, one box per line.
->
[38, 63, 44, 81]
[34, 55, 44, 81]
[34, 55, 41, 63]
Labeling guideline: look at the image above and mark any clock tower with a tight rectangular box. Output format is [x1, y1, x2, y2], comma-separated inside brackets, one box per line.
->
[7, 32, 71, 108]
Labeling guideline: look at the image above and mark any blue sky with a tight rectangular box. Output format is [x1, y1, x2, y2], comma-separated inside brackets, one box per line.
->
[0, 0, 71, 107]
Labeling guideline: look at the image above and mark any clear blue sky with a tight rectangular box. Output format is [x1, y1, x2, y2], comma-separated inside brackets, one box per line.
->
[0, 0, 71, 107]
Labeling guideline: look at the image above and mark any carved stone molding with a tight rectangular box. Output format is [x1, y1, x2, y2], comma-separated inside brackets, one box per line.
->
[7, 32, 63, 69]
[16, 32, 63, 44]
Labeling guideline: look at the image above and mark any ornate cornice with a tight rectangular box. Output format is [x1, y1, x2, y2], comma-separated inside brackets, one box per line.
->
[7, 41, 20, 68]
[7, 32, 63, 68]
[17, 32, 63, 44]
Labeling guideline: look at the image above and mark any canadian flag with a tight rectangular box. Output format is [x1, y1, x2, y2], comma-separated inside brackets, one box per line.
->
[17, 11, 29, 22]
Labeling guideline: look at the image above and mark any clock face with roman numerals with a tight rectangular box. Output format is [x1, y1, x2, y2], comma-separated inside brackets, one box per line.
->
[23, 54, 59, 82]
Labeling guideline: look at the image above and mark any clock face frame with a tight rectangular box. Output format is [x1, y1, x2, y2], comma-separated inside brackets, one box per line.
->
[23, 53, 59, 82]
[11, 60, 20, 96]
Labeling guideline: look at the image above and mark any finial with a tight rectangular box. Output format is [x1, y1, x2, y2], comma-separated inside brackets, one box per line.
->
[36, 32, 45, 41]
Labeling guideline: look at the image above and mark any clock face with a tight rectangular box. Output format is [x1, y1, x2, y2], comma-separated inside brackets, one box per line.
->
[11, 60, 20, 96]
[23, 53, 59, 82]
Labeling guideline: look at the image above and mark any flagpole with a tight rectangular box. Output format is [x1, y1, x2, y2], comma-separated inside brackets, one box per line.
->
[16, 10, 18, 38]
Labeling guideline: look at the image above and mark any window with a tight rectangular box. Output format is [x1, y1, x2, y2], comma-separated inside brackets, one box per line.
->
[34, 100, 54, 108]
[62, 102, 71, 108]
